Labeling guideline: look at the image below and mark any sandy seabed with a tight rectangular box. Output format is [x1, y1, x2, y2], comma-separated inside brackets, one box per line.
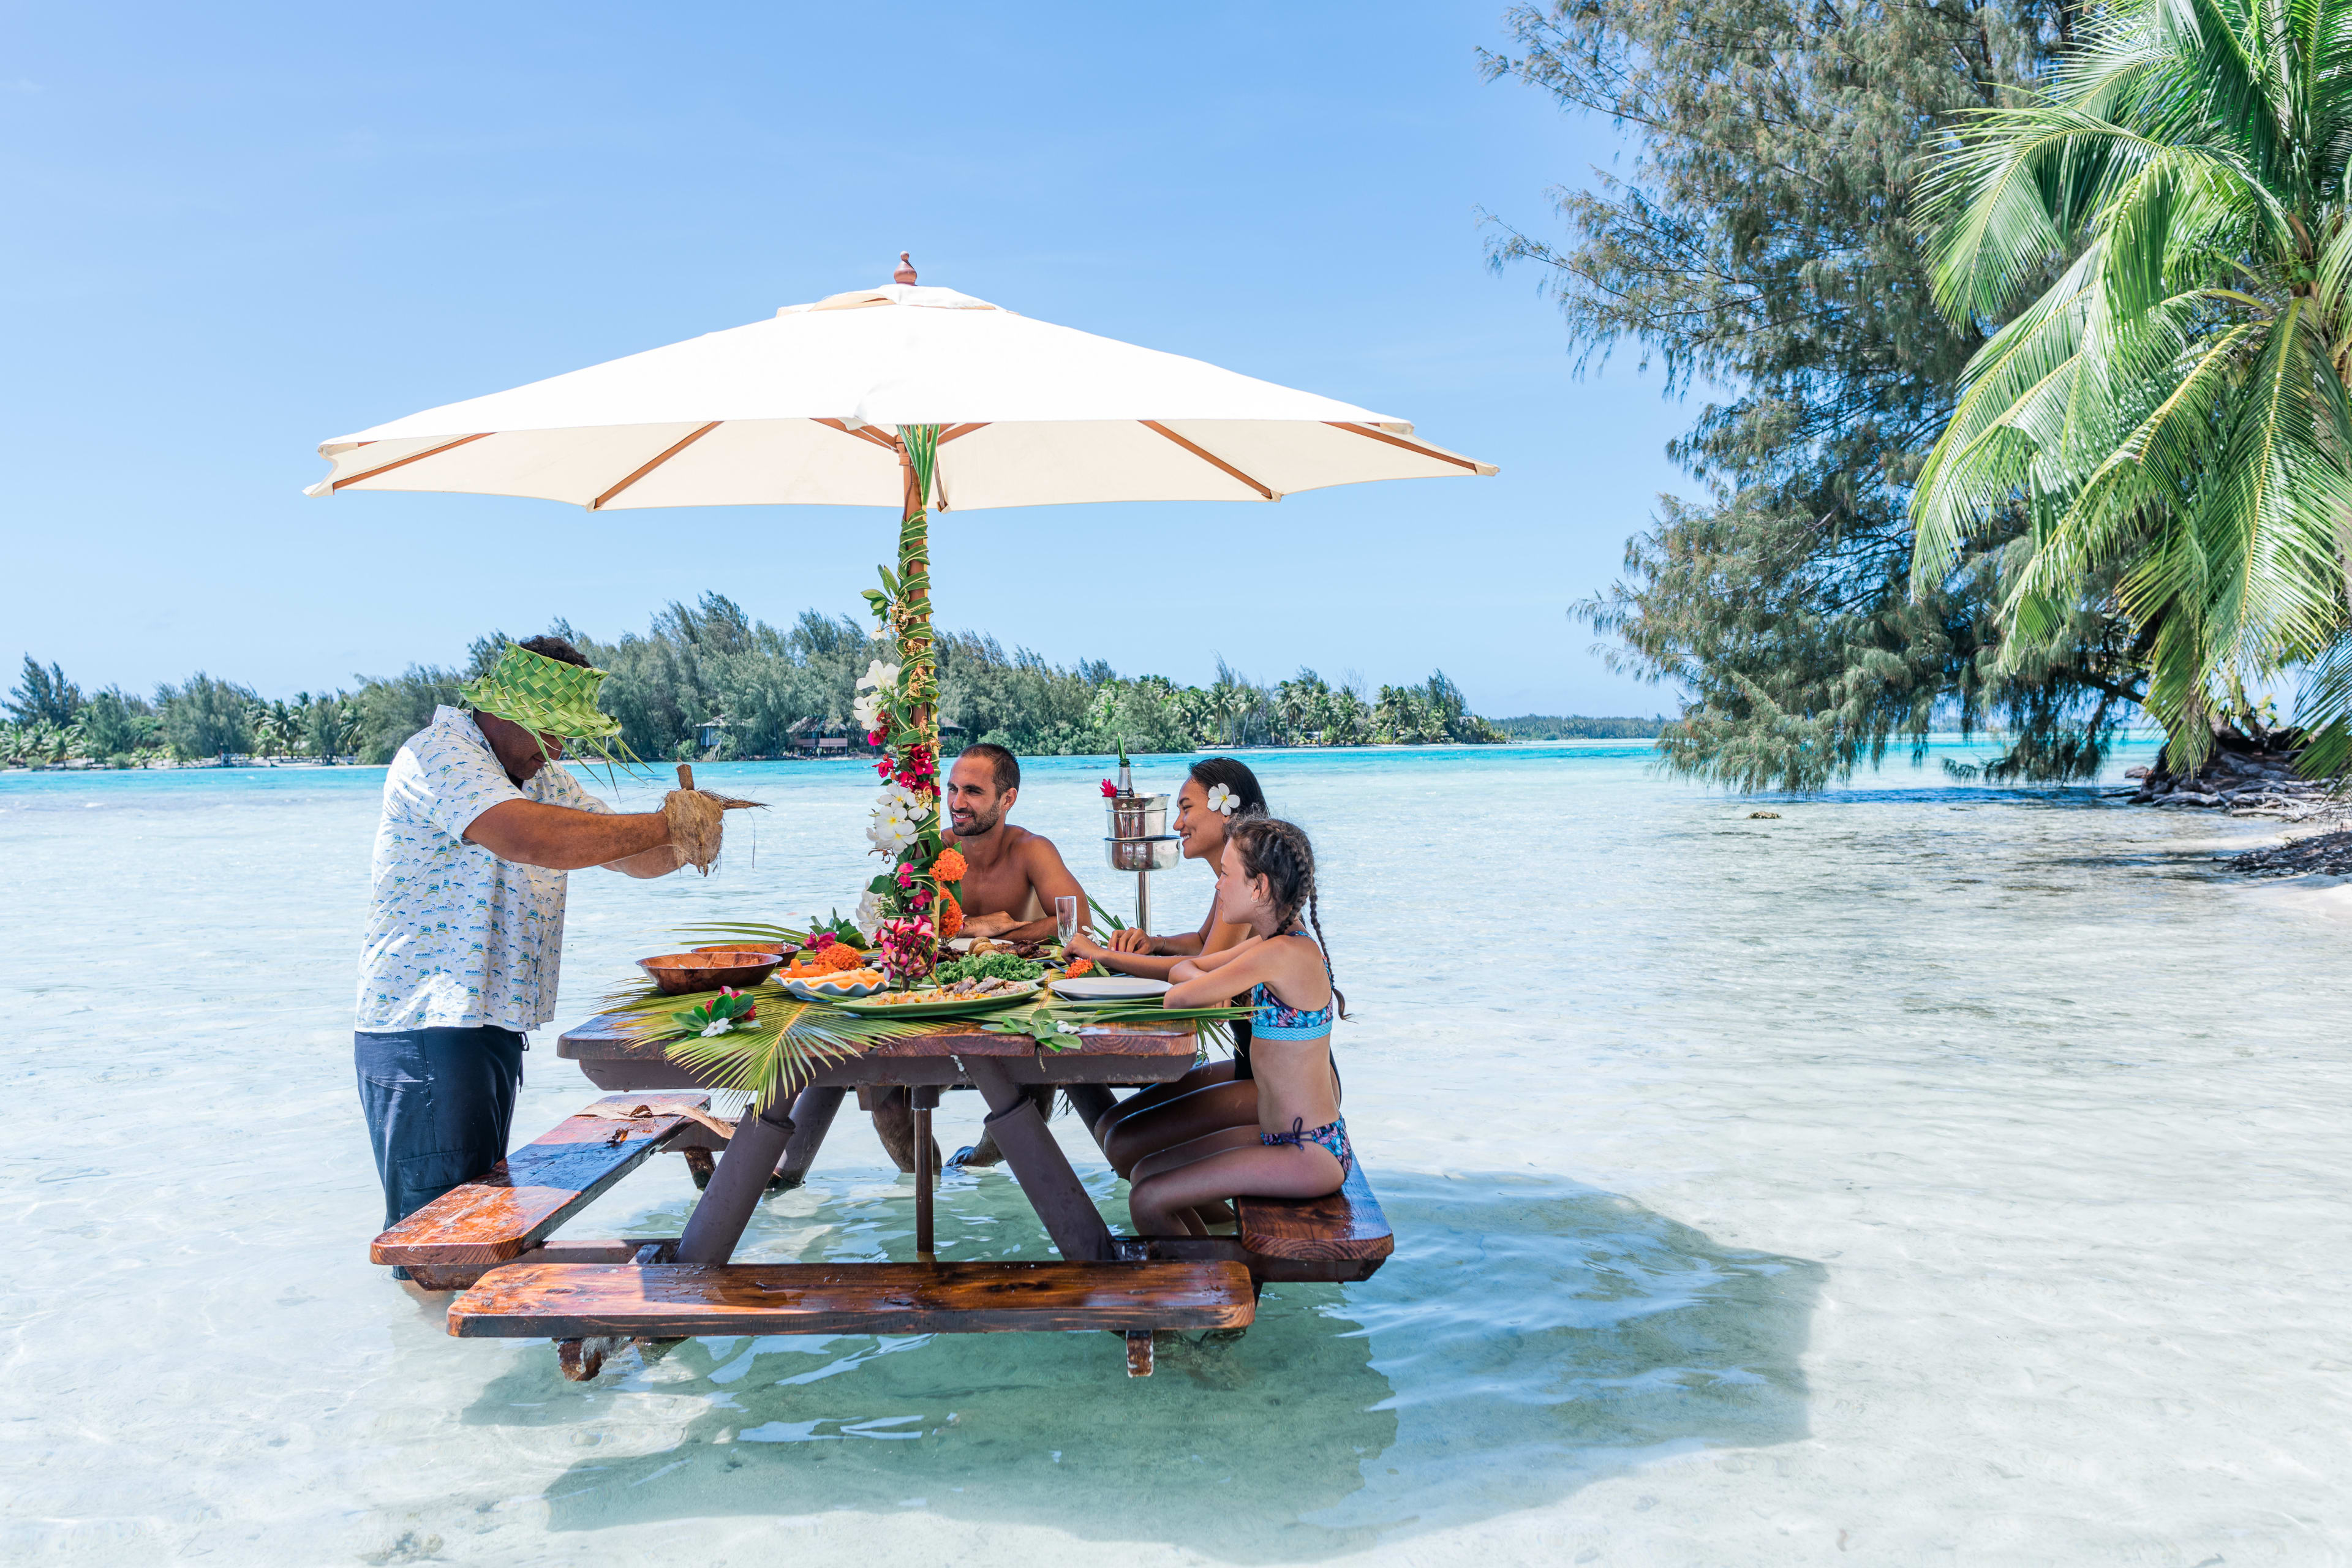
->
[4, 742, 2348, 1566]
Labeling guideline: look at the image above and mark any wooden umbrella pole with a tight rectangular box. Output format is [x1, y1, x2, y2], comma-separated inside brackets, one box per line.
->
[888, 425, 946, 969]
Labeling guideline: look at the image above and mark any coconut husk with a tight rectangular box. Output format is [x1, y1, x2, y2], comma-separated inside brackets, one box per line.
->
[665, 763, 766, 875]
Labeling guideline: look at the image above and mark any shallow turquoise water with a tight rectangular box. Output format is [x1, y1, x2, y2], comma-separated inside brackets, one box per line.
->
[6, 741, 2350, 1565]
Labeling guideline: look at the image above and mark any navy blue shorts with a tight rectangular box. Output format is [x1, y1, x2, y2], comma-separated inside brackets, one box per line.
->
[354, 1026, 525, 1250]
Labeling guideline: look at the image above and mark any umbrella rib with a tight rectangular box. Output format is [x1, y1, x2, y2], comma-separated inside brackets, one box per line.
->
[330, 432, 492, 490]
[589, 421, 722, 510]
[1140, 421, 1275, 500]
[938, 423, 988, 445]
[1325, 422, 1483, 472]
[815, 418, 902, 453]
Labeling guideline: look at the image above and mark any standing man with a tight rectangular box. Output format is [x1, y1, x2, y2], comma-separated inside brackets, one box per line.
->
[353, 636, 742, 1271]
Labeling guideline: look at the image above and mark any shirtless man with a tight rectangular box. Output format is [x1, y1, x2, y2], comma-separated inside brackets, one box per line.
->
[944, 743, 1087, 943]
[869, 742, 1088, 1172]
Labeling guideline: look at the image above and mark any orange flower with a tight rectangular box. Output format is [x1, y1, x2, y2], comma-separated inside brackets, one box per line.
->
[932, 847, 967, 884]
[1066, 957, 1093, 978]
[937, 888, 963, 940]
[816, 942, 865, 973]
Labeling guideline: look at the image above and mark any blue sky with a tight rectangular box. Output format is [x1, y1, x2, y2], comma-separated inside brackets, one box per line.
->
[3, 1, 1704, 717]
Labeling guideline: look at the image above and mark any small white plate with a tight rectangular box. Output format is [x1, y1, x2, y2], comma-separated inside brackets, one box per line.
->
[1051, 976, 1172, 1002]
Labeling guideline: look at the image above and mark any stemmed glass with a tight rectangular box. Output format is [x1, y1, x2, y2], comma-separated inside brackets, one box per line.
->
[1055, 895, 1081, 948]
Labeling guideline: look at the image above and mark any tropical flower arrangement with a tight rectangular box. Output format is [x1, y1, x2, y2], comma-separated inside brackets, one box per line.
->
[850, 424, 965, 985]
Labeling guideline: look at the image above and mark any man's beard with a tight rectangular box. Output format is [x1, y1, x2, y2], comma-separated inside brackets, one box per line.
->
[951, 803, 1003, 835]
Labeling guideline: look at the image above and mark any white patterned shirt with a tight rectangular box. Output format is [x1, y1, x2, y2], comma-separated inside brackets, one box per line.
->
[355, 705, 613, 1033]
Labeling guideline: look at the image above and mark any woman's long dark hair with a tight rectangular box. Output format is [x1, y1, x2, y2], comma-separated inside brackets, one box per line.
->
[1188, 756, 1266, 818]
[1226, 814, 1347, 1020]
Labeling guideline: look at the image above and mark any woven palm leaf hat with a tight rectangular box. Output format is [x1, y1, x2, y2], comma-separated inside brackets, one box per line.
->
[459, 642, 630, 760]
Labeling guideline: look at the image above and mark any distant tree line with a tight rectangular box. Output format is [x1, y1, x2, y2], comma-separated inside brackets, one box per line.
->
[1491, 714, 1668, 740]
[2, 593, 1513, 767]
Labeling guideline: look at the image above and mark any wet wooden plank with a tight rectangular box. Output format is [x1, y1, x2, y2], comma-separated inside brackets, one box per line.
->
[1235, 1159, 1395, 1264]
[371, 1095, 709, 1268]
[447, 1260, 1256, 1338]
[402, 1237, 677, 1293]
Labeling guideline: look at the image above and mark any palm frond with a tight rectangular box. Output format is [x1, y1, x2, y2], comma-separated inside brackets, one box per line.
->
[601, 979, 927, 1112]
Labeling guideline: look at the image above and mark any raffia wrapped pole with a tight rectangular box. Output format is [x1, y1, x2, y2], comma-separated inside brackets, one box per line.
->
[894, 424, 944, 968]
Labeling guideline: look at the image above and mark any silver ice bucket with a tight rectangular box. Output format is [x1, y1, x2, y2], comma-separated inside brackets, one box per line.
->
[1106, 793, 1169, 840]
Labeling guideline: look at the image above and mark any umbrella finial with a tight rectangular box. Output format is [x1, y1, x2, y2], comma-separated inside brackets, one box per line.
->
[894, 251, 918, 285]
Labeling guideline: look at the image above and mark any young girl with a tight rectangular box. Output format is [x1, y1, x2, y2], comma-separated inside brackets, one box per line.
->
[1066, 758, 1268, 1178]
[1128, 816, 1350, 1236]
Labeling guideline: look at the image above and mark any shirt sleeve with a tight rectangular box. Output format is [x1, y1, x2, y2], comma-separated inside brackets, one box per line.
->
[391, 717, 527, 843]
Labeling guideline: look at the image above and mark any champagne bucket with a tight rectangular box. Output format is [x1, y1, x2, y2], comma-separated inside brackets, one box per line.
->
[1106, 794, 1169, 840]
[1104, 835, 1183, 873]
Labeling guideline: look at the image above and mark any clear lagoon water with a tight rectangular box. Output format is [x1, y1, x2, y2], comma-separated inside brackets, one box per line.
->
[6, 740, 2349, 1565]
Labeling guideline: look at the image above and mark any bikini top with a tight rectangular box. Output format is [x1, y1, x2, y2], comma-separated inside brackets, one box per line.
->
[1250, 930, 1334, 1041]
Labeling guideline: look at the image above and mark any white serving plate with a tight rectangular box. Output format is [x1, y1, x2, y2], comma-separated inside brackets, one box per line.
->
[1050, 976, 1172, 1002]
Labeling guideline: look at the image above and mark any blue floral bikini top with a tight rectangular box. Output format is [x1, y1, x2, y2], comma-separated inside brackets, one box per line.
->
[1250, 930, 1335, 1041]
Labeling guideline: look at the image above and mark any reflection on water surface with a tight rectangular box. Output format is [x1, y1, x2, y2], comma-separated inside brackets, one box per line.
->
[477, 1174, 1817, 1561]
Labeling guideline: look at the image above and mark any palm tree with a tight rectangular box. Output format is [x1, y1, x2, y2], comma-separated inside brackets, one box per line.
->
[1912, 0, 2352, 770]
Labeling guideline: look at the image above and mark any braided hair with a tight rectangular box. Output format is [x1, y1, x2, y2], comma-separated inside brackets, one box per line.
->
[1226, 815, 1348, 1020]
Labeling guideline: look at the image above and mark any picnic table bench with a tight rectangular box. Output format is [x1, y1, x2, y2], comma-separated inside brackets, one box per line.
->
[377, 1006, 1390, 1378]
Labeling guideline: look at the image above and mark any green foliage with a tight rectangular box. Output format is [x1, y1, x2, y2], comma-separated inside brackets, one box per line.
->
[6, 596, 1510, 769]
[1485, 0, 2132, 791]
[300, 692, 360, 761]
[156, 673, 257, 761]
[1912, 0, 2352, 774]
[6, 657, 82, 728]
[1491, 714, 1667, 739]
[933, 951, 1044, 986]
[80, 687, 159, 760]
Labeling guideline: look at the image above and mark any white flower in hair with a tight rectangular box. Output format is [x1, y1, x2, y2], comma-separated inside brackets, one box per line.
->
[1205, 783, 1238, 816]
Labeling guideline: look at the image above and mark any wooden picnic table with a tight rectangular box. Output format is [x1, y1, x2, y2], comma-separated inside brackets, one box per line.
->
[557, 1007, 1200, 1267]
[378, 1004, 1390, 1378]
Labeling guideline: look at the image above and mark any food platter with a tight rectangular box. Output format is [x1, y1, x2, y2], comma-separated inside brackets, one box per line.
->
[1050, 975, 1172, 1003]
[831, 981, 1043, 1019]
[782, 971, 888, 1000]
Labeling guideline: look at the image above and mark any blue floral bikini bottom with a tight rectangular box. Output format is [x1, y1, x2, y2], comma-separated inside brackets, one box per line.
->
[1261, 1115, 1353, 1178]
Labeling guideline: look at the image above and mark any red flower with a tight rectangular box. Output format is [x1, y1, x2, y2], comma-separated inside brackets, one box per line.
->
[1099, 778, 1117, 797]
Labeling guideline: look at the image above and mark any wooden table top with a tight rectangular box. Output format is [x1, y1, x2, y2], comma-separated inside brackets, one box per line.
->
[557, 1008, 1199, 1063]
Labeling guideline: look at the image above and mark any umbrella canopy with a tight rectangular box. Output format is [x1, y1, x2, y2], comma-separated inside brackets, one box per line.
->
[307, 282, 1495, 511]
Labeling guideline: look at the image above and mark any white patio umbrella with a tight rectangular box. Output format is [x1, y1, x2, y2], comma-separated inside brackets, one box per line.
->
[307, 259, 1494, 992]
[308, 271, 1493, 511]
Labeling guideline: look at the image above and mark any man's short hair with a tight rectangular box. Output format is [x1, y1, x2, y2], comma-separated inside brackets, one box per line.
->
[958, 742, 1020, 794]
[519, 634, 590, 669]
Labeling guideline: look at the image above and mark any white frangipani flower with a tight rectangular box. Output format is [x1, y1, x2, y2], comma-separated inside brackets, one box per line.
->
[853, 889, 884, 938]
[698, 1019, 735, 1038]
[852, 659, 902, 731]
[1205, 782, 1238, 815]
[867, 810, 917, 854]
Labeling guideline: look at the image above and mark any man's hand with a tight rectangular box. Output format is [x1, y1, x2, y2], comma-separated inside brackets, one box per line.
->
[1108, 926, 1154, 954]
[961, 910, 1020, 940]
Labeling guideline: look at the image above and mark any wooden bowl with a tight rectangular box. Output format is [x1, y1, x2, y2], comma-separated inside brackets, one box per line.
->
[637, 949, 783, 995]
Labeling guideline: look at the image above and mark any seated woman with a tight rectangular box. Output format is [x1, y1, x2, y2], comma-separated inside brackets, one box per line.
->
[1065, 758, 1267, 1179]
[1128, 816, 1351, 1238]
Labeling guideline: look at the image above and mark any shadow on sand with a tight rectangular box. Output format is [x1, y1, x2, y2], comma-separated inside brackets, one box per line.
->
[462, 1171, 1822, 1560]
